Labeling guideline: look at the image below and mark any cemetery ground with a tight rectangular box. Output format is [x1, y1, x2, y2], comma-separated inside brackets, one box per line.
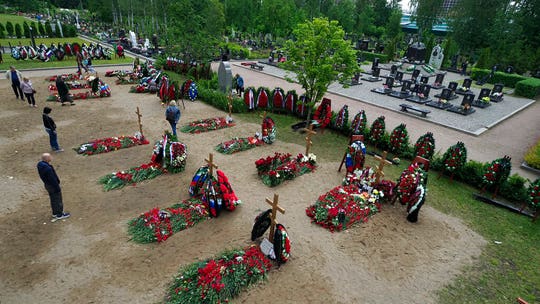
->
[0, 66, 538, 303]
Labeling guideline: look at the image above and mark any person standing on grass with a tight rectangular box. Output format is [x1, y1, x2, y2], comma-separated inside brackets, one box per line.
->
[42, 107, 64, 152]
[5, 66, 24, 101]
[20, 77, 37, 107]
[165, 100, 181, 136]
[37, 153, 70, 222]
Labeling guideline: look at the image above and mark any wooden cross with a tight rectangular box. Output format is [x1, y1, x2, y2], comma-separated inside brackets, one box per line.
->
[227, 93, 233, 117]
[302, 123, 317, 155]
[205, 153, 219, 177]
[266, 193, 285, 242]
[259, 111, 267, 119]
[135, 106, 144, 137]
[374, 151, 392, 183]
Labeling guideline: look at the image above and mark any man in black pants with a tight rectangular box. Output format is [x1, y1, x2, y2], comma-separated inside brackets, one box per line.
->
[5, 66, 24, 100]
[37, 153, 70, 222]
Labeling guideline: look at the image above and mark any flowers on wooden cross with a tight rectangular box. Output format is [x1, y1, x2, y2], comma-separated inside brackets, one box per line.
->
[369, 116, 386, 145]
[389, 123, 409, 155]
[414, 132, 436, 160]
[527, 179, 540, 209]
[75, 132, 149, 155]
[332, 105, 349, 132]
[313, 98, 332, 128]
[351, 110, 367, 135]
[255, 152, 317, 187]
[128, 198, 208, 243]
[442, 141, 467, 173]
[165, 246, 273, 304]
[180, 117, 235, 134]
[482, 155, 512, 187]
[306, 184, 382, 232]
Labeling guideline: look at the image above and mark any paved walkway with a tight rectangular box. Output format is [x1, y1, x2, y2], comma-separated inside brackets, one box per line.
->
[226, 61, 540, 180]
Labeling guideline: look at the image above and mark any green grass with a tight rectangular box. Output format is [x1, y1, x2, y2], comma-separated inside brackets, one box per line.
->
[0, 13, 34, 25]
[233, 111, 540, 304]
[0, 37, 89, 47]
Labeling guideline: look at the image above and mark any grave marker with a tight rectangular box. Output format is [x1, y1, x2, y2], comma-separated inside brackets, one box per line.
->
[374, 151, 392, 183]
[266, 193, 285, 242]
[303, 123, 317, 155]
[135, 106, 144, 137]
[218, 61, 233, 93]
[205, 153, 219, 177]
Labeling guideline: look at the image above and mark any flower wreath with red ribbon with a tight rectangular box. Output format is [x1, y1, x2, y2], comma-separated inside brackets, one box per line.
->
[273, 223, 291, 264]
[369, 116, 386, 144]
[389, 123, 409, 154]
[397, 163, 426, 205]
[351, 110, 367, 135]
[414, 132, 436, 160]
[333, 105, 349, 131]
[527, 179, 540, 209]
[442, 141, 467, 173]
[313, 98, 332, 128]
[482, 155, 512, 187]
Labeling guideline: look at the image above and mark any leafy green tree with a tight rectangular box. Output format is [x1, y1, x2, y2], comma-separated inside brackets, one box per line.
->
[410, 0, 444, 36]
[5, 21, 14, 37]
[258, 0, 298, 37]
[385, 8, 402, 40]
[327, 0, 356, 33]
[38, 22, 45, 37]
[0, 23, 5, 39]
[14, 23, 22, 38]
[223, 0, 260, 33]
[23, 21, 30, 38]
[283, 18, 358, 120]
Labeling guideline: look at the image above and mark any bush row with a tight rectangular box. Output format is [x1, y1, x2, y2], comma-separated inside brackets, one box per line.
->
[470, 68, 540, 98]
[515, 78, 540, 99]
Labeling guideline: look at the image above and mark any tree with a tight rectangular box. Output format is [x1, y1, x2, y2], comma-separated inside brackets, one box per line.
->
[45, 21, 53, 38]
[38, 22, 45, 37]
[327, 0, 356, 33]
[23, 21, 30, 38]
[283, 18, 358, 120]
[6, 21, 14, 37]
[14, 23, 22, 38]
[409, 0, 444, 36]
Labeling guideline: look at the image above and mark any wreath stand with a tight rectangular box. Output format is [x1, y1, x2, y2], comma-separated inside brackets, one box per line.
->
[338, 134, 364, 172]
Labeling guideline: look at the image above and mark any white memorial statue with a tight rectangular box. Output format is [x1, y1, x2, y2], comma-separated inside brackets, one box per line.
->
[429, 44, 444, 70]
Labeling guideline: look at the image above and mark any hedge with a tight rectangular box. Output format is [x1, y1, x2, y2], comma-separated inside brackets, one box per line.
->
[470, 68, 527, 88]
[357, 51, 388, 63]
[515, 78, 540, 99]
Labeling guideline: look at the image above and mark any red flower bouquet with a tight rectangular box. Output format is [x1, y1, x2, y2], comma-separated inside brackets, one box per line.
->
[76, 133, 149, 155]
[313, 98, 332, 128]
[369, 116, 386, 145]
[389, 123, 409, 155]
[165, 246, 273, 304]
[442, 141, 467, 173]
[255, 152, 317, 187]
[351, 110, 367, 135]
[482, 155, 512, 187]
[414, 132, 436, 160]
[180, 117, 235, 134]
[527, 179, 540, 209]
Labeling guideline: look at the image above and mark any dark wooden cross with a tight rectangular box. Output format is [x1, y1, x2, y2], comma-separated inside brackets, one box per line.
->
[374, 151, 392, 183]
[135, 106, 143, 137]
[302, 123, 317, 155]
[205, 153, 218, 177]
[266, 193, 285, 242]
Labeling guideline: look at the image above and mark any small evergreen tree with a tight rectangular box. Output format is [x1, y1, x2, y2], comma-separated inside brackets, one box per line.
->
[23, 21, 30, 38]
[14, 23, 22, 38]
[38, 22, 45, 37]
[0, 23, 5, 39]
[6, 21, 14, 37]
[45, 21, 53, 38]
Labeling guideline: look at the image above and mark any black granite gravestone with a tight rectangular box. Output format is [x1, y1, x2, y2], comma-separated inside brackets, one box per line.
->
[490, 83, 504, 102]
[389, 80, 413, 99]
[447, 93, 476, 115]
[457, 78, 473, 95]
[406, 84, 432, 104]
[472, 88, 492, 108]
[420, 76, 429, 84]
[431, 73, 445, 89]
[371, 77, 394, 94]
[361, 66, 382, 82]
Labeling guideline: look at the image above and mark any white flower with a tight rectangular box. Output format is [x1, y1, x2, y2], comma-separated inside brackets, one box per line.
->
[235, 256, 243, 262]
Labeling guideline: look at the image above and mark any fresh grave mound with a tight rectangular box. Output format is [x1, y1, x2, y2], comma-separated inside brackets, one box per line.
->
[75, 132, 149, 155]
[127, 166, 241, 243]
[255, 152, 317, 187]
[306, 167, 393, 232]
[45, 73, 81, 82]
[180, 117, 235, 134]
[99, 132, 187, 191]
[215, 116, 276, 154]
[165, 246, 273, 304]
[47, 77, 111, 101]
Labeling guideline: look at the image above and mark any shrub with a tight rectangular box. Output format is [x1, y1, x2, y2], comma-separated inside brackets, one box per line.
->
[499, 174, 529, 203]
[455, 160, 487, 186]
[470, 68, 527, 88]
[23, 21, 30, 38]
[14, 23, 22, 38]
[515, 78, 540, 99]
[5, 21, 14, 37]
[524, 139, 540, 169]
[357, 51, 388, 63]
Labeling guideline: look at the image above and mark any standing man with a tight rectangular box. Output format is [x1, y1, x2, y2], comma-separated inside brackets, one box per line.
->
[5, 66, 24, 100]
[55, 76, 74, 106]
[42, 107, 64, 152]
[236, 74, 244, 96]
[165, 100, 181, 136]
[37, 153, 70, 222]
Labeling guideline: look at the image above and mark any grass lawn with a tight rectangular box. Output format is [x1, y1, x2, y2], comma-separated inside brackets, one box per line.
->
[0, 13, 35, 25]
[233, 111, 539, 304]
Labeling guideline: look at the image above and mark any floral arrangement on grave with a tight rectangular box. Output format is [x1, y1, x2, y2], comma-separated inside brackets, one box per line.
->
[128, 198, 208, 243]
[351, 110, 367, 135]
[48, 81, 90, 91]
[46, 73, 81, 82]
[414, 132, 436, 160]
[164, 246, 273, 304]
[368, 116, 386, 145]
[389, 123, 409, 155]
[441, 141, 467, 173]
[284, 90, 298, 113]
[255, 152, 317, 187]
[396, 163, 428, 222]
[201, 169, 242, 217]
[342, 167, 396, 202]
[313, 98, 332, 128]
[215, 117, 276, 154]
[418, 92, 425, 99]
[180, 117, 235, 134]
[458, 85, 469, 92]
[438, 98, 448, 104]
[75, 132, 149, 155]
[99, 132, 187, 191]
[244, 87, 256, 110]
[306, 183, 383, 232]
[187, 81, 198, 101]
[492, 92, 503, 98]
[272, 87, 285, 109]
[46, 79, 111, 101]
[250, 212, 291, 264]
[256, 87, 270, 108]
[158, 76, 176, 104]
[482, 155, 512, 188]
[527, 179, 540, 210]
[130, 69, 161, 93]
[481, 96, 491, 104]
[332, 105, 349, 132]
[345, 140, 366, 173]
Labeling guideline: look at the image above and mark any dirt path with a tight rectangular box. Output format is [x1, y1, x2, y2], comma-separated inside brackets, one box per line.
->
[0, 67, 485, 303]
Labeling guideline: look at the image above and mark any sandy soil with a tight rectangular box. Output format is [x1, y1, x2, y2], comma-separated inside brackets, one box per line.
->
[0, 67, 486, 303]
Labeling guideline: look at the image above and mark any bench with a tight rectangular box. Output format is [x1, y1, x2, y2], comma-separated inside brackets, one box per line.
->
[250, 64, 264, 71]
[399, 104, 430, 118]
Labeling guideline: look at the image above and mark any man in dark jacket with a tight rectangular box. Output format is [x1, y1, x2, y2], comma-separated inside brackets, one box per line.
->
[42, 107, 64, 152]
[55, 76, 74, 105]
[37, 153, 70, 222]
